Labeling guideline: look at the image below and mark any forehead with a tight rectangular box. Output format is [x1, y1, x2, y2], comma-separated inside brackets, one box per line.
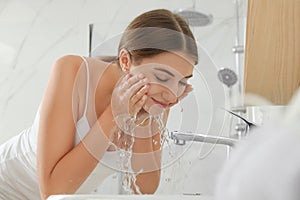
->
[137, 51, 194, 77]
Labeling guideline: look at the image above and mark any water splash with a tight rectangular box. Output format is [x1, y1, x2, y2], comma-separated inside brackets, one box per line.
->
[112, 111, 167, 194]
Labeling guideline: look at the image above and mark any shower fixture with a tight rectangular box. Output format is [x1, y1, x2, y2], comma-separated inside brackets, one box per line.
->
[174, 0, 213, 27]
[217, 67, 238, 107]
[217, 68, 248, 138]
[217, 68, 238, 88]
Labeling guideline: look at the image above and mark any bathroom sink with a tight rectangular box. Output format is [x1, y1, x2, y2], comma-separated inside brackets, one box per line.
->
[47, 194, 213, 200]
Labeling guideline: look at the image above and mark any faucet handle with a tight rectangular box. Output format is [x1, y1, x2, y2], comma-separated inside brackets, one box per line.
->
[224, 108, 257, 129]
[168, 131, 186, 145]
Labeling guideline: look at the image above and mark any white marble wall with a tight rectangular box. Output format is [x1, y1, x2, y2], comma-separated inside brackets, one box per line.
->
[0, 0, 247, 196]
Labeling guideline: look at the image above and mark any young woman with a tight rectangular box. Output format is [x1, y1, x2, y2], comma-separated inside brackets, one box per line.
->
[0, 9, 198, 200]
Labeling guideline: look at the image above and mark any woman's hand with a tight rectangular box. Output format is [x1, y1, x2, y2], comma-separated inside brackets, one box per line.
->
[178, 83, 193, 101]
[111, 73, 149, 132]
[169, 83, 193, 107]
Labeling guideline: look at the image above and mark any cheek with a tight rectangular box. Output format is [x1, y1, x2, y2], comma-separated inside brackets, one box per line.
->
[147, 83, 185, 98]
[152, 80, 185, 97]
[142, 85, 159, 112]
[144, 86, 155, 107]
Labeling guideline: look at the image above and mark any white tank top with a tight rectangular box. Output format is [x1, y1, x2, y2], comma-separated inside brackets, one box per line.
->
[74, 57, 118, 194]
[0, 56, 118, 199]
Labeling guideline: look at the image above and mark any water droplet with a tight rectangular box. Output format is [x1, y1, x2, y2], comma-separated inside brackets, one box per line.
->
[165, 177, 171, 182]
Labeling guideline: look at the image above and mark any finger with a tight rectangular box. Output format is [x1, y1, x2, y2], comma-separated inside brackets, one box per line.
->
[184, 87, 193, 95]
[120, 73, 146, 92]
[126, 73, 145, 87]
[185, 84, 193, 92]
[131, 84, 149, 104]
[132, 94, 147, 114]
[120, 73, 131, 83]
[179, 89, 192, 100]
[178, 93, 187, 101]
[187, 86, 193, 92]
[117, 74, 131, 91]
[180, 84, 193, 96]
[186, 83, 192, 88]
[125, 77, 149, 97]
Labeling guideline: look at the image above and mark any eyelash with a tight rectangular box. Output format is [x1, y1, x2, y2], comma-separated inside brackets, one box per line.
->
[155, 75, 168, 82]
[154, 75, 187, 86]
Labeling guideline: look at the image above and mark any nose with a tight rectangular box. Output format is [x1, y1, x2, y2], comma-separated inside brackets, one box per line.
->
[162, 89, 178, 105]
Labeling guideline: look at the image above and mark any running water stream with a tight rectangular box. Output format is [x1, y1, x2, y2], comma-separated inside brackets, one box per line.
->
[111, 111, 168, 194]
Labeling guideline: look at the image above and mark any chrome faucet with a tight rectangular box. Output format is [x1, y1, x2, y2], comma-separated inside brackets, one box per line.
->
[169, 131, 238, 147]
[168, 110, 257, 148]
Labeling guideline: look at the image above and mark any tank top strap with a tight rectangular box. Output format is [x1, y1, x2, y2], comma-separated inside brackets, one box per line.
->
[81, 56, 90, 116]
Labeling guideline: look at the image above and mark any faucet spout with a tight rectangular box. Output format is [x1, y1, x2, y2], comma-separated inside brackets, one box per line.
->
[169, 131, 238, 147]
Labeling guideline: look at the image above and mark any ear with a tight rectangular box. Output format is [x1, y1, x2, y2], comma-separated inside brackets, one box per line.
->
[118, 49, 132, 73]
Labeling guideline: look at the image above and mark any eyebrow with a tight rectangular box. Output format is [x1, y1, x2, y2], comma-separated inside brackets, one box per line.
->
[154, 67, 193, 79]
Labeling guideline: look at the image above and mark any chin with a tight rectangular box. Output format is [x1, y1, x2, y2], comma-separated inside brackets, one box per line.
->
[143, 98, 165, 115]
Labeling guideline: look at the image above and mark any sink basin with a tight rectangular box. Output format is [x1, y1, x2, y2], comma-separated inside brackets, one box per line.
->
[47, 195, 213, 200]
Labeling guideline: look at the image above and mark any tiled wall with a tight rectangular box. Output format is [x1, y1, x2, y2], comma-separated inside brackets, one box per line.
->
[0, 0, 247, 196]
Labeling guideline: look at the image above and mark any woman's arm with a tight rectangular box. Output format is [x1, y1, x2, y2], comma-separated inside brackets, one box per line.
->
[37, 55, 116, 199]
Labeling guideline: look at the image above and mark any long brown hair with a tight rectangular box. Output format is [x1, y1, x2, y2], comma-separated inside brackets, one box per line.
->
[118, 9, 198, 65]
[100, 9, 198, 65]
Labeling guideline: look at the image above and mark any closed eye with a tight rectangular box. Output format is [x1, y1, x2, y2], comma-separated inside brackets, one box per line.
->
[154, 74, 170, 82]
[155, 74, 188, 86]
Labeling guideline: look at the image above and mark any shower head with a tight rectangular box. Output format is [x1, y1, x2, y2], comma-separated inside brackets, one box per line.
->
[175, 9, 213, 27]
[217, 68, 238, 88]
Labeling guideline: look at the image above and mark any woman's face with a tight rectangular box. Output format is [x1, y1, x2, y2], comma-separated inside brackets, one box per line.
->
[129, 51, 194, 114]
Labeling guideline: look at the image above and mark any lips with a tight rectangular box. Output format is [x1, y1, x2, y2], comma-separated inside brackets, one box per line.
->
[151, 98, 168, 108]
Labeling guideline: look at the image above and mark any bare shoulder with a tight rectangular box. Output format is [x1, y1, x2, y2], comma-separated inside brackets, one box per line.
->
[45, 55, 91, 89]
[55, 54, 83, 64]
[52, 55, 84, 73]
